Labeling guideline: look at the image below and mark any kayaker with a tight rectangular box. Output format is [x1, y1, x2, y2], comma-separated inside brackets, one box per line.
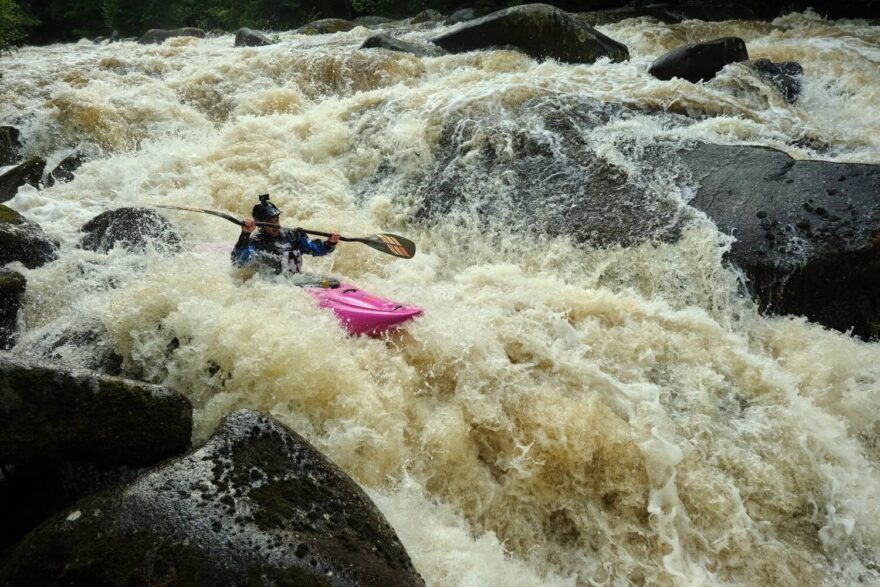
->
[231, 194, 339, 273]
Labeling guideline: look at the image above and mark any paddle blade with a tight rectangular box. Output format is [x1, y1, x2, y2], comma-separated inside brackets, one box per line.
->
[358, 233, 417, 259]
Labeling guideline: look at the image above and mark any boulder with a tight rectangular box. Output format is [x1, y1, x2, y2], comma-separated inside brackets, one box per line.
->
[80, 207, 181, 254]
[44, 152, 85, 188]
[432, 3, 629, 64]
[0, 269, 26, 349]
[409, 9, 444, 24]
[648, 37, 749, 83]
[297, 18, 355, 35]
[0, 126, 20, 166]
[445, 8, 477, 25]
[683, 143, 880, 338]
[576, 4, 680, 26]
[0, 410, 424, 586]
[234, 27, 272, 47]
[0, 157, 46, 203]
[0, 205, 59, 269]
[0, 354, 193, 466]
[360, 33, 444, 58]
[138, 27, 205, 45]
[747, 58, 804, 103]
[354, 15, 394, 26]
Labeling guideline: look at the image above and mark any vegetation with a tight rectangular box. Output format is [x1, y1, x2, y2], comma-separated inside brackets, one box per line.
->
[0, 0, 36, 51]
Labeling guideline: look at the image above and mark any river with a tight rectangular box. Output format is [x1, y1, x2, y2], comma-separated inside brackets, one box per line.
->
[2, 10, 879, 586]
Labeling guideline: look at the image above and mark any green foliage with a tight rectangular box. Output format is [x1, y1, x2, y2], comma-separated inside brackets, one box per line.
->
[0, 0, 36, 52]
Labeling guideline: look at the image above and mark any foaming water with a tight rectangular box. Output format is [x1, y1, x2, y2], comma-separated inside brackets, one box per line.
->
[2, 12, 879, 586]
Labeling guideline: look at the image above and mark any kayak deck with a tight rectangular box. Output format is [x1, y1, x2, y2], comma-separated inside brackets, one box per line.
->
[294, 274, 422, 336]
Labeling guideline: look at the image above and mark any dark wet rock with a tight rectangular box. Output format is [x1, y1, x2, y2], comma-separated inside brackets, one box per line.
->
[432, 3, 629, 64]
[0, 269, 25, 349]
[1, 460, 143, 552]
[445, 8, 477, 24]
[747, 58, 804, 103]
[0, 126, 21, 166]
[649, 37, 749, 83]
[662, 2, 765, 21]
[44, 152, 85, 188]
[354, 15, 395, 26]
[0, 409, 424, 586]
[0, 205, 59, 269]
[409, 9, 444, 24]
[0, 157, 46, 203]
[298, 18, 355, 35]
[684, 143, 880, 339]
[376, 96, 684, 248]
[15, 320, 125, 375]
[138, 27, 205, 44]
[234, 27, 273, 47]
[361, 33, 444, 57]
[80, 207, 181, 254]
[0, 354, 192, 466]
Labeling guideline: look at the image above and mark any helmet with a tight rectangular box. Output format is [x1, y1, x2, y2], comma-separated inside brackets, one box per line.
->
[252, 194, 282, 220]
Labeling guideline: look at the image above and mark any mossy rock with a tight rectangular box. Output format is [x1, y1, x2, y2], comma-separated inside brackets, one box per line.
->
[0, 410, 424, 586]
[0, 157, 46, 203]
[0, 354, 193, 466]
[432, 3, 629, 64]
[297, 18, 355, 35]
[0, 205, 59, 269]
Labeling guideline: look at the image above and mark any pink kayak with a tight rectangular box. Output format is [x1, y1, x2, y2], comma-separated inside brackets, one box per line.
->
[298, 276, 422, 336]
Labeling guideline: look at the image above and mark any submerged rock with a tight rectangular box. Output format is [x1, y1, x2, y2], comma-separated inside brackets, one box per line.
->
[683, 143, 880, 338]
[649, 37, 749, 83]
[138, 27, 205, 44]
[360, 33, 443, 57]
[235, 27, 272, 47]
[0, 157, 46, 203]
[80, 207, 181, 254]
[0, 354, 193, 466]
[298, 18, 355, 35]
[0, 269, 26, 349]
[0, 205, 59, 269]
[0, 126, 21, 166]
[0, 410, 424, 586]
[747, 58, 804, 103]
[432, 3, 629, 64]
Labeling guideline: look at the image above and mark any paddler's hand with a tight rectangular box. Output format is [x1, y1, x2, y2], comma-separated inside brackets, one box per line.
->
[242, 218, 256, 234]
[328, 232, 340, 245]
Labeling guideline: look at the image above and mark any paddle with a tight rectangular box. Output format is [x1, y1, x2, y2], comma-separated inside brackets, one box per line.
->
[154, 204, 416, 259]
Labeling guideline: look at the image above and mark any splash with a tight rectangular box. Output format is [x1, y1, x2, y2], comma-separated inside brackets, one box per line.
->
[2, 12, 879, 586]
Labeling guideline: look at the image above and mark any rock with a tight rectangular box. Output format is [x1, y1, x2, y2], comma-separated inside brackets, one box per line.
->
[0, 126, 21, 166]
[354, 15, 394, 26]
[747, 58, 804, 103]
[297, 18, 355, 35]
[0, 354, 193, 466]
[684, 143, 880, 339]
[576, 4, 680, 26]
[445, 8, 477, 25]
[0, 410, 424, 586]
[649, 37, 749, 83]
[409, 9, 444, 24]
[360, 33, 444, 58]
[0, 205, 59, 269]
[432, 3, 629, 64]
[0, 157, 46, 203]
[138, 27, 205, 45]
[79, 207, 181, 254]
[234, 27, 272, 47]
[44, 153, 85, 188]
[0, 269, 25, 349]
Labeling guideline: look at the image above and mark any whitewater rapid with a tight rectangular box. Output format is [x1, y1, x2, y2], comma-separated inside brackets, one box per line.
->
[2, 10, 879, 586]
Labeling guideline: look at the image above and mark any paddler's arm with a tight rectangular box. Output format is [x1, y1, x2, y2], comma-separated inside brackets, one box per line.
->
[231, 218, 257, 266]
[297, 230, 340, 256]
